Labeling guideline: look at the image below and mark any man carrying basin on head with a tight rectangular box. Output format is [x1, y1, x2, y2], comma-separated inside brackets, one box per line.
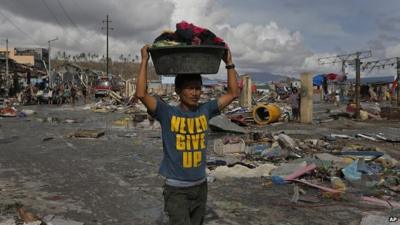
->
[135, 44, 239, 225]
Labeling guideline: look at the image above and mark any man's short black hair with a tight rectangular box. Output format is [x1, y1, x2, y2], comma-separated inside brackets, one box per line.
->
[174, 74, 203, 93]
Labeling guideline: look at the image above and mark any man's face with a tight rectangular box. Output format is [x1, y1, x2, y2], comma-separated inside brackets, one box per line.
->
[179, 80, 202, 108]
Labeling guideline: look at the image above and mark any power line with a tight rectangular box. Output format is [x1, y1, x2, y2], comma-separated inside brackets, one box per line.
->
[40, 0, 63, 27]
[41, 0, 84, 51]
[361, 57, 397, 73]
[318, 50, 372, 120]
[361, 57, 400, 106]
[0, 10, 41, 45]
[56, 0, 79, 29]
[318, 50, 372, 65]
[56, 0, 94, 48]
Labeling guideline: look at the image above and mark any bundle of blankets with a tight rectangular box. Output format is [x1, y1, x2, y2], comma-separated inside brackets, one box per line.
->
[153, 21, 227, 47]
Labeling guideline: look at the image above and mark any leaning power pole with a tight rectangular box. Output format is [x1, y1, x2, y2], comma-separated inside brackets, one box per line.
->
[102, 15, 113, 76]
[361, 57, 400, 106]
[318, 50, 372, 119]
[5, 39, 8, 85]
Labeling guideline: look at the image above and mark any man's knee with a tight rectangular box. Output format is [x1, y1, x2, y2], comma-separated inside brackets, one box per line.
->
[163, 186, 190, 225]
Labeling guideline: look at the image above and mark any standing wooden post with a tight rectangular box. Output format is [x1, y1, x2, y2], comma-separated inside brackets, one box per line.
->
[355, 57, 361, 119]
[239, 74, 252, 110]
[300, 72, 313, 123]
[396, 57, 400, 106]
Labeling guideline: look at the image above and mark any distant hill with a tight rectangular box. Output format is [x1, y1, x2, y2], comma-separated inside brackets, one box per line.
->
[205, 71, 291, 83]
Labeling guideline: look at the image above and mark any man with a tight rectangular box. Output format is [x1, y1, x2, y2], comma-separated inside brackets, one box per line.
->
[135, 45, 239, 225]
[48, 88, 53, 105]
[81, 85, 87, 104]
[289, 87, 300, 121]
[70, 84, 77, 105]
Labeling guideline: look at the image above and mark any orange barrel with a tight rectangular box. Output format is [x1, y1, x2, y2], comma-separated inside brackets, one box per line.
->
[252, 104, 282, 125]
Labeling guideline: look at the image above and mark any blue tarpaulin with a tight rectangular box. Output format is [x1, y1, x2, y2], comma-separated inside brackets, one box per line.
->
[313, 74, 325, 86]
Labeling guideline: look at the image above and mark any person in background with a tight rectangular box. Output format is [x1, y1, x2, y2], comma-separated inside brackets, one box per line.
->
[48, 88, 53, 105]
[36, 88, 44, 105]
[58, 84, 65, 105]
[70, 84, 77, 105]
[289, 87, 300, 121]
[369, 86, 378, 102]
[135, 44, 239, 225]
[81, 85, 87, 104]
[64, 84, 71, 104]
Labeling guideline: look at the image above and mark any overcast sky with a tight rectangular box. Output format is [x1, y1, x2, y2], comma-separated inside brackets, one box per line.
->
[1, 0, 400, 78]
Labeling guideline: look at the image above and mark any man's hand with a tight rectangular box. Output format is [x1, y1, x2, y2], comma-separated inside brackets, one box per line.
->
[223, 48, 233, 65]
[141, 44, 150, 62]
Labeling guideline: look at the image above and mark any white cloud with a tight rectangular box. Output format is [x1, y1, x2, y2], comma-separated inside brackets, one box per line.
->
[300, 54, 343, 76]
[385, 43, 400, 58]
[2, 0, 365, 77]
[165, 0, 315, 76]
[166, 0, 229, 29]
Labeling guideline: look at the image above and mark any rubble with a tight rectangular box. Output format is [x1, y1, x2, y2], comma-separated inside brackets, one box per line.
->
[208, 163, 276, 179]
[67, 129, 105, 139]
[360, 214, 399, 225]
[209, 115, 247, 133]
[1, 70, 400, 224]
[213, 137, 246, 156]
[0, 136, 19, 144]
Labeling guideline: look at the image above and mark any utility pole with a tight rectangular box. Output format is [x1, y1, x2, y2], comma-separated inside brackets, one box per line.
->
[48, 37, 58, 88]
[397, 58, 400, 106]
[361, 56, 400, 106]
[102, 15, 113, 77]
[355, 56, 361, 119]
[318, 50, 372, 120]
[1, 38, 10, 95]
[5, 39, 8, 85]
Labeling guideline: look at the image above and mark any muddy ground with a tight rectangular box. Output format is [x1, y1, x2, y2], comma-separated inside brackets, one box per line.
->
[0, 103, 399, 225]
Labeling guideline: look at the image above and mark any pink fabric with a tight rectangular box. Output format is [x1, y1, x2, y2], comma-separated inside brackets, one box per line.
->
[176, 21, 205, 35]
[285, 164, 317, 181]
[176, 21, 192, 30]
[176, 20, 227, 47]
[192, 26, 205, 35]
[326, 73, 338, 80]
[292, 179, 342, 193]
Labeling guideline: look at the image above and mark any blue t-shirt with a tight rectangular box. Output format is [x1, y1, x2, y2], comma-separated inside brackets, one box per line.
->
[152, 98, 220, 181]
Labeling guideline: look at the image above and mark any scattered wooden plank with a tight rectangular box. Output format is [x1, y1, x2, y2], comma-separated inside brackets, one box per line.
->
[69, 129, 105, 139]
[361, 196, 400, 209]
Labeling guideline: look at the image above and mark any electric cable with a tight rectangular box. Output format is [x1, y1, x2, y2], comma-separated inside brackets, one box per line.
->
[40, 0, 63, 28]
[0, 9, 41, 46]
[56, 0, 79, 29]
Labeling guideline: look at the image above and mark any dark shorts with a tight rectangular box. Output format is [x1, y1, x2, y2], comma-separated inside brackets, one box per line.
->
[163, 181, 207, 225]
[292, 107, 300, 119]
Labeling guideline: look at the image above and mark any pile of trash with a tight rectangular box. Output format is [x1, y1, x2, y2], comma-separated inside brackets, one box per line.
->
[0, 205, 83, 225]
[208, 131, 400, 210]
[0, 99, 35, 118]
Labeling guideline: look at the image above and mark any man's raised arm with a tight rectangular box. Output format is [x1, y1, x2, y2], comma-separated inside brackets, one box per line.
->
[218, 49, 240, 110]
[135, 45, 157, 113]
